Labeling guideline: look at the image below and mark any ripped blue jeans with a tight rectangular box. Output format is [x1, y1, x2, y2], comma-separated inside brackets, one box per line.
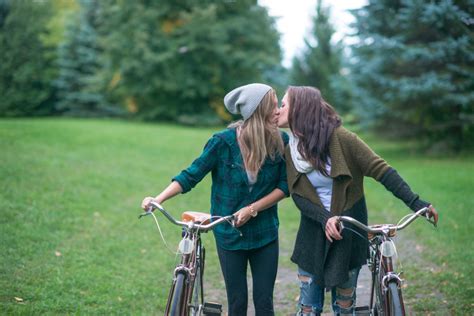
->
[297, 266, 360, 316]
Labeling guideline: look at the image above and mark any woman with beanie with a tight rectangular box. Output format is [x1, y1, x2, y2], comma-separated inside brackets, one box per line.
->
[277, 86, 438, 315]
[142, 83, 288, 315]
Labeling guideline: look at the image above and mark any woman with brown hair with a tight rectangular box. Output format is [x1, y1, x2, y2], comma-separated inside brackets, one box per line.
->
[277, 86, 438, 315]
[142, 83, 288, 315]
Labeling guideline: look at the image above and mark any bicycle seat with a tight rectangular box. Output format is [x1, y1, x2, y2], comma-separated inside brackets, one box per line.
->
[181, 211, 211, 224]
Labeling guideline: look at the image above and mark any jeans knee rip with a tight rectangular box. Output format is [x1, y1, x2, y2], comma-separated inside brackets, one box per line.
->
[298, 274, 313, 285]
[334, 288, 355, 312]
[297, 305, 320, 316]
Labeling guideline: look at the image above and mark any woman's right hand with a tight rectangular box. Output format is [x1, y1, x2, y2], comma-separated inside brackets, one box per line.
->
[325, 216, 343, 242]
[141, 197, 156, 210]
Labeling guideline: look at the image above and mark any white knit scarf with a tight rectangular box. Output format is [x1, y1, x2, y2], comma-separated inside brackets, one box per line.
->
[289, 132, 314, 174]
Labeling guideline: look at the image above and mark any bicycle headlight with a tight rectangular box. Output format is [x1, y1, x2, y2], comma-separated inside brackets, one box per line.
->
[381, 240, 397, 257]
[178, 238, 194, 254]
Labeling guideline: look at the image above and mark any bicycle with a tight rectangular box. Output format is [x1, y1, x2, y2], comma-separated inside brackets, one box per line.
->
[139, 201, 236, 316]
[337, 207, 436, 316]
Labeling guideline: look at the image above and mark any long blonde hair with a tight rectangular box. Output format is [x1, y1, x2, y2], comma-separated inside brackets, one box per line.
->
[229, 90, 284, 177]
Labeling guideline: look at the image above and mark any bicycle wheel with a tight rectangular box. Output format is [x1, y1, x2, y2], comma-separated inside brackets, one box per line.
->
[387, 281, 404, 316]
[190, 246, 204, 316]
[373, 262, 385, 316]
[170, 272, 186, 316]
[190, 261, 203, 315]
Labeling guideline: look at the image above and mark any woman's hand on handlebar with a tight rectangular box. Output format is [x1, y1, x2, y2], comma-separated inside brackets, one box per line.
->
[141, 197, 158, 211]
[426, 205, 439, 227]
[233, 206, 253, 227]
[325, 216, 343, 242]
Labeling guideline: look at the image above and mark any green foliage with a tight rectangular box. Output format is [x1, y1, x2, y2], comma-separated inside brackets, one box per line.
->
[1, 0, 281, 121]
[350, 0, 474, 151]
[289, 0, 348, 110]
[0, 0, 56, 116]
[98, 0, 282, 122]
[55, 0, 119, 117]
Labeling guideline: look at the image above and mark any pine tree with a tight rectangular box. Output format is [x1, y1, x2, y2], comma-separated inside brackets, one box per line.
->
[0, 0, 56, 116]
[55, 0, 113, 116]
[290, 0, 343, 107]
[350, 0, 474, 151]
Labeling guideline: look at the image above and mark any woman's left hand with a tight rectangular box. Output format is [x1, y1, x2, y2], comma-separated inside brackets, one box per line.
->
[234, 206, 253, 227]
[325, 216, 343, 242]
[427, 205, 439, 227]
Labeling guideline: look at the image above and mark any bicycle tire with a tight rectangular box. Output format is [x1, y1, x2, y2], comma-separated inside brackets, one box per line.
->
[170, 272, 186, 316]
[190, 262, 203, 315]
[190, 246, 204, 316]
[387, 281, 404, 316]
[373, 261, 386, 316]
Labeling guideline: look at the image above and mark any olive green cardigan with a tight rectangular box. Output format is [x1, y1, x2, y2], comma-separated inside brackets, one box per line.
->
[287, 127, 391, 216]
[286, 126, 429, 287]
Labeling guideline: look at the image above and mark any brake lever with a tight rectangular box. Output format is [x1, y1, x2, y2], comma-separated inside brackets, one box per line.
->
[138, 211, 152, 219]
[339, 221, 345, 231]
[424, 212, 437, 227]
[228, 215, 243, 237]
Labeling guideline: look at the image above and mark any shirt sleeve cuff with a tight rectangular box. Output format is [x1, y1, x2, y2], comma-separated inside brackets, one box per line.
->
[409, 197, 430, 212]
[278, 181, 290, 197]
[172, 173, 192, 193]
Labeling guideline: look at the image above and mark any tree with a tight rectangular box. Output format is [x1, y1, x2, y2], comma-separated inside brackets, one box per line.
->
[350, 0, 474, 151]
[289, 0, 344, 108]
[55, 0, 115, 116]
[98, 0, 283, 123]
[0, 0, 56, 116]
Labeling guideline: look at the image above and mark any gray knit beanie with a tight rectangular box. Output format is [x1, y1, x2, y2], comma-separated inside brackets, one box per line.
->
[224, 83, 272, 120]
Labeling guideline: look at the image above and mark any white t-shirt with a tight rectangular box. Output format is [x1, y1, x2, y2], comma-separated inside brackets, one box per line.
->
[306, 161, 333, 212]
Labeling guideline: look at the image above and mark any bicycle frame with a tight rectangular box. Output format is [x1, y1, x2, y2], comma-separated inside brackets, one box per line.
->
[368, 232, 405, 315]
[165, 224, 203, 315]
[338, 207, 433, 316]
[140, 201, 234, 316]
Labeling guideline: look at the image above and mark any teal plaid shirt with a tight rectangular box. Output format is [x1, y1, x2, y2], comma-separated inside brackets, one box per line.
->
[173, 128, 289, 250]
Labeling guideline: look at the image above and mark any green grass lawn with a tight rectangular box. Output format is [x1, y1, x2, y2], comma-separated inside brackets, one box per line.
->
[1, 118, 472, 315]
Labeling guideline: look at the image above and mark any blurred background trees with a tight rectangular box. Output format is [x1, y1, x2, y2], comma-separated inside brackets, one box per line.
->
[55, 0, 114, 116]
[0, 0, 472, 151]
[350, 0, 474, 151]
[96, 0, 282, 123]
[290, 0, 344, 110]
[0, 0, 56, 116]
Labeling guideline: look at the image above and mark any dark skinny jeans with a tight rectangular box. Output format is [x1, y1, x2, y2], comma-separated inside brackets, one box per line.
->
[217, 239, 279, 316]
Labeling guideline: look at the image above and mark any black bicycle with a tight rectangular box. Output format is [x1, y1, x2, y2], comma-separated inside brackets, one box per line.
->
[338, 207, 436, 316]
[139, 201, 235, 316]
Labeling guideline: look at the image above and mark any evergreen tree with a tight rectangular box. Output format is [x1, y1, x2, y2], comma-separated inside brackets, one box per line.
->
[0, 0, 56, 116]
[290, 0, 343, 107]
[55, 0, 114, 116]
[350, 0, 474, 151]
[98, 0, 282, 123]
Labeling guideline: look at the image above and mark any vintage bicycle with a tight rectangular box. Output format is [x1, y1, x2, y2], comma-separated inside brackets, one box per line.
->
[139, 201, 236, 316]
[337, 207, 436, 316]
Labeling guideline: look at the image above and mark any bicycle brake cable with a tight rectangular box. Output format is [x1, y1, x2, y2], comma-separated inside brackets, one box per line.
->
[227, 219, 243, 237]
[149, 211, 179, 255]
[343, 226, 368, 241]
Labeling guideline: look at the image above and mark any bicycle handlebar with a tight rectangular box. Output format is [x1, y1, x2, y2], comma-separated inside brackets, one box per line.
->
[139, 201, 235, 232]
[338, 207, 433, 236]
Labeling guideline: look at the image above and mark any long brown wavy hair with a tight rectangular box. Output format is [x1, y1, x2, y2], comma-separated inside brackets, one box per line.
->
[229, 89, 284, 177]
[287, 86, 341, 176]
